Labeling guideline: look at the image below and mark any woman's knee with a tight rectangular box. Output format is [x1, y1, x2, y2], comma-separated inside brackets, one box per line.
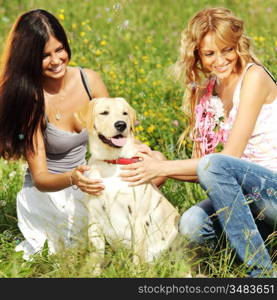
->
[179, 204, 211, 244]
[197, 153, 230, 187]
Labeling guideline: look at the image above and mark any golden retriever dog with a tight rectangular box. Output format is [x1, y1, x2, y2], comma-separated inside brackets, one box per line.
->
[76, 97, 180, 265]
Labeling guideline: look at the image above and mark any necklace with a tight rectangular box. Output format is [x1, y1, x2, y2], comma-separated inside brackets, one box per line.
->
[53, 93, 64, 121]
[44, 90, 65, 121]
[43, 75, 67, 122]
[55, 108, 62, 121]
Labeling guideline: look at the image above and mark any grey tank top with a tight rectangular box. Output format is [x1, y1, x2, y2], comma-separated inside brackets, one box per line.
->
[24, 67, 92, 187]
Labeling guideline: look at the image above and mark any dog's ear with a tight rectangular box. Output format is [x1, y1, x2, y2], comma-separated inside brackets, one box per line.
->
[128, 104, 137, 132]
[74, 100, 96, 131]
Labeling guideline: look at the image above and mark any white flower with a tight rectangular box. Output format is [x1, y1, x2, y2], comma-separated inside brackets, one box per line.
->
[209, 96, 224, 123]
[123, 20, 129, 29]
[9, 170, 16, 178]
[21, 163, 28, 173]
[113, 3, 122, 11]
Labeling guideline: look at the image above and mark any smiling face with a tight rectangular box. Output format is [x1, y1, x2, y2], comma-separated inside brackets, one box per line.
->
[199, 32, 238, 80]
[42, 35, 69, 80]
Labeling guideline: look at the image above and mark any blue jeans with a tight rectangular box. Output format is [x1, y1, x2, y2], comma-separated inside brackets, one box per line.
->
[179, 154, 277, 278]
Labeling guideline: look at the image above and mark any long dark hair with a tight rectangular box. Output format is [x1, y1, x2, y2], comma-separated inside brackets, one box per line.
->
[0, 9, 71, 160]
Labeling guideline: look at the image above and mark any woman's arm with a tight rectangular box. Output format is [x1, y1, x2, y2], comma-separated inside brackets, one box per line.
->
[121, 65, 274, 186]
[133, 143, 199, 183]
[222, 65, 273, 157]
[120, 153, 199, 186]
[27, 127, 104, 195]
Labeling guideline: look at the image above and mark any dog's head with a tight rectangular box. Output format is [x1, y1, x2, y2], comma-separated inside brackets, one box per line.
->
[75, 97, 137, 159]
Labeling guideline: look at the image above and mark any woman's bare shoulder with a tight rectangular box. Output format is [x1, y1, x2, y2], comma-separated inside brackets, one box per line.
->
[244, 64, 272, 86]
[81, 68, 103, 83]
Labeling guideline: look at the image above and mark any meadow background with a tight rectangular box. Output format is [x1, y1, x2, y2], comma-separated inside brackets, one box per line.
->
[0, 0, 276, 278]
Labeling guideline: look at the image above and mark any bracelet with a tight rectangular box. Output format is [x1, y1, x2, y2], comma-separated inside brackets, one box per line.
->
[69, 174, 79, 190]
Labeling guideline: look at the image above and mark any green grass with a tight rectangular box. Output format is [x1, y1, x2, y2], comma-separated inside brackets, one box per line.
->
[0, 0, 276, 278]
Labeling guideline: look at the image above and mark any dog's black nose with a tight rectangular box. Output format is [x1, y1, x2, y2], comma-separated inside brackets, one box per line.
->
[114, 121, 127, 132]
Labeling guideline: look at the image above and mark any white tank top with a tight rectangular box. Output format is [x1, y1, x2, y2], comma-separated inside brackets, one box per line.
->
[224, 63, 277, 172]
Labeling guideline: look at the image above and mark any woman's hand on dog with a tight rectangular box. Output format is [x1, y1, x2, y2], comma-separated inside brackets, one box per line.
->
[134, 143, 153, 157]
[70, 165, 105, 195]
[120, 152, 161, 186]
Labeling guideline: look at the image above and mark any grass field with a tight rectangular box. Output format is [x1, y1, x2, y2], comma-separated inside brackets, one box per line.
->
[0, 0, 276, 278]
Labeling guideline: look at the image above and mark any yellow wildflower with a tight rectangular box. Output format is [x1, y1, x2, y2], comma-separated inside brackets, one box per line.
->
[83, 39, 89, 44]
[100, 40, 107, 46]
[143, 111, 149, 117]
[147, 125, 156, 133]
[69, 61, 77, 66]
[145, 36, 152, 43]
[142, 55, 149, 62]
[94, 49, 102, 56]
[72, 23, 77, 29]
[135, 125, 144, 132]
[58, 14, 64, 21]
[80, 32, 86, 37]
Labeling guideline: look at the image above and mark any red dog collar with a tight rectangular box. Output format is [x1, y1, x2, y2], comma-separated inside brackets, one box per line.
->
[104, 157, 140, 165]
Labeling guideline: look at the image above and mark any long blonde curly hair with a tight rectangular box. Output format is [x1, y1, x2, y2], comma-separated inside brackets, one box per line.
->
[174, 7, 260, 149]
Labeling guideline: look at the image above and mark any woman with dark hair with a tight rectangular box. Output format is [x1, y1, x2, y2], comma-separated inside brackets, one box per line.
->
[0, 9, 109, 259]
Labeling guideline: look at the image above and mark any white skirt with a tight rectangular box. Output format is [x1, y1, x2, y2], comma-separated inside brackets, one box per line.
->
[15, 186, 88, 260]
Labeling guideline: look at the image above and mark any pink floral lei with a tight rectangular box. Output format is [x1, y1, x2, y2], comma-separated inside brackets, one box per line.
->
[191, 77, 228, 156]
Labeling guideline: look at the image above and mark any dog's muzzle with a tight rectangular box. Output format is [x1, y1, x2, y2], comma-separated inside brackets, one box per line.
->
[114, 121, 127, 132]
[98, 121, 128, 148]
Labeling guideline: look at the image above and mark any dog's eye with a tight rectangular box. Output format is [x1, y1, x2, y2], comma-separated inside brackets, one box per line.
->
[123, 112, 128, 115]
[100, 111, 109, 115]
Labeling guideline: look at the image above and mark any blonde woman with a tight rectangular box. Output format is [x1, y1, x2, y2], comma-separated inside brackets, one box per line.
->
[121, 7, 277, 277]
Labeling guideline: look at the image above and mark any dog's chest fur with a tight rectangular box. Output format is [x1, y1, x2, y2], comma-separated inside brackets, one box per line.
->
[87, 160, 129, 196]
[85, 159, 179, 262]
